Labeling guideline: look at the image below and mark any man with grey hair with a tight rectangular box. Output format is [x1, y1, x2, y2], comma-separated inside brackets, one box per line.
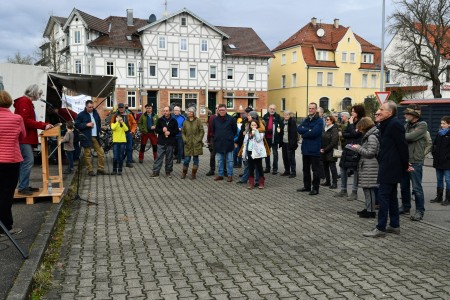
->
[14, 84, 53, 195]
[263, 104, 281, 174]
[363, 101, 409, 238]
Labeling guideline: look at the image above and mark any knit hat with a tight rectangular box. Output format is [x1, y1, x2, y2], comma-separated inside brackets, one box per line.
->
[249, 111, 259, 120]
[404, 105, 421, 118]
[118, 103, 125, 108]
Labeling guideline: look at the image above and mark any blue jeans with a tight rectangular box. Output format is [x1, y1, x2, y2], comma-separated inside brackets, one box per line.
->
[113, 143, 126, 170]
[65, 150, 74, 171]
[216, 152, 234, 176]
[240, 160, 260, 183]
[124, 132, 133, 163]
[340, 167, 358, 193]
[377, 183, 400, 231]
[176, 136, 184, 161]
[265, 140, 279, 171]
[436, 169, 450, 190]
[183, 156, 199, 166]
[18, 144, 34, 191]
[400, 163, 425, 213]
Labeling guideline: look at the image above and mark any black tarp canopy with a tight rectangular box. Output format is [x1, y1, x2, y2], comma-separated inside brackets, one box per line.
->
[48, 72, 116, 98]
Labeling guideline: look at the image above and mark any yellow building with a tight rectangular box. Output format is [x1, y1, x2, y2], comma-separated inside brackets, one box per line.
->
[269, 18, 381, 117]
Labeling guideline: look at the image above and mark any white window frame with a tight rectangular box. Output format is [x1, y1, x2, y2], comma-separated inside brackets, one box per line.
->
[180, 38, 188, 51]
[210, 65, 217, 80]
[292, 51, 297, 63]
[158, 36, 166, 49]
[127, 91, 136, 109]
[371, 74, 377, 88]
[189, 66, 197, 79]
[362, 74, 368, 88]
[317, 50, 328, 61]
[342, 52, 348, 63]
[327, 72, 333, 86]
[201, 39, 208, 52]
[181, 16, 187, 26]
[350, 53, 356, 63]
[344, 73, 351, 87]
[227, 67, 234, 80]
[281, 54, 286, 65]
[281, 75, 286, 88]
[106, 61, 114, 76]
[75, 60, 81, 74]
[226, 92, 234, 109]
[291, 73, 297, 87]
[106, 96, 114, 109]
[171, 65, 179, 78]
[317, 72, 323, 86]
[127, 62, 136, 77]
[149, 63, 157, 78]
[248, 67, 255, 81]
[74, 30, 81, 44]
[363, 53, 374, 64]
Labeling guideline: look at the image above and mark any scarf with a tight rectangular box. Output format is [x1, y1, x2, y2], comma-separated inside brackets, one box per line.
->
[439, 127, 450, 136]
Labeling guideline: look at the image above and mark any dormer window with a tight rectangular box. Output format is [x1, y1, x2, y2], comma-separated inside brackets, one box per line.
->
[126, 35, 132, 41]
[181, 17, 187, 26]
[362, 53, 374, 64]
[316, 50, 328, 61]
[228, 44, 236, 49]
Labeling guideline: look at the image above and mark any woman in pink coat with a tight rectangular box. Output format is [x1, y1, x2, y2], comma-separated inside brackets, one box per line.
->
[0, 91, 26, 235]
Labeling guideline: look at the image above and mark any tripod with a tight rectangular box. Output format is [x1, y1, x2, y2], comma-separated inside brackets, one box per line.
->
[0, 220, 28, 259]
[73, 146, 98, 205]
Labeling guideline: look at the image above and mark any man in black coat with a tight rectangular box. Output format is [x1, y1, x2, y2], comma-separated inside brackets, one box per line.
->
[149, 106, 178, 178]
[212, 104, 237, 182]
[263, 104, 281, 175]
[364, 102, 409, 238]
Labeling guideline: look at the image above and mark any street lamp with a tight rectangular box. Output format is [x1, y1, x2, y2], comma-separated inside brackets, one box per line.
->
[380, 0, 386, 91]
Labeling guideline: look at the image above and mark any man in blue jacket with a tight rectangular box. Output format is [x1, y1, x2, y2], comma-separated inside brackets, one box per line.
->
[296, 103, 324, 195]
[173, 106, 186, 164]
[75, 100, 105, 176]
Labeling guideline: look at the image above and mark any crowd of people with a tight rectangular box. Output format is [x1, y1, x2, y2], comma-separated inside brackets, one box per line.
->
[1, 84, 450, 239]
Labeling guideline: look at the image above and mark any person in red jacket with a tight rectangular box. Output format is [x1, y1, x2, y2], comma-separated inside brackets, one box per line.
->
[14, 84, 53, 195]
[0, 91, 26, 235]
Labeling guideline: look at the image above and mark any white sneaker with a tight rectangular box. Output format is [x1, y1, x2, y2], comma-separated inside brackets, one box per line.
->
[363, 228, 386, 238]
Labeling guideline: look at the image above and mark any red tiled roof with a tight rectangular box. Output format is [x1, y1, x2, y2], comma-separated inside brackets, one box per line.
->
[400, 99, 450, 105]
[215, 26, 273, 58]
[301, 46, 338, 68]
[76, 10, 110, 34]
[387, 86, 428, 93]
[88, 16, 148, 50]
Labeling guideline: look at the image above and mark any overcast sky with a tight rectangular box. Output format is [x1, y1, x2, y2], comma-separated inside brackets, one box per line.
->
[0, 0, 397, 63]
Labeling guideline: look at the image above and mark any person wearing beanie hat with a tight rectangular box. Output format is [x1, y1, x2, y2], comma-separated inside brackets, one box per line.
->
[248, 111, 259, 120]
[399, 104, 428, 221]
[181, 106, 204, 179]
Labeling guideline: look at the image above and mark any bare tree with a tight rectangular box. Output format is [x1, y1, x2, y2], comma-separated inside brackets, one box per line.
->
[35, 35, 68, 72]
[387, 0, 450, 98]
[7, 51, 34, 65]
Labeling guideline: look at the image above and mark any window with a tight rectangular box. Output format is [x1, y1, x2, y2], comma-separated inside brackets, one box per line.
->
[74, 30, 81, 44]
[158, 36, 166, 49]
[362, 53, 374, 64]
[75, 60, 81, 74]
[386, 70, 391, 83]
[281, 75, 286, 88]
[127, 62, 135, 77]
[248, 92, 255, 108]
[446, 67, 450, 83]
[106, 96, 113, 109]
[185, 93, 198, 111]
[149, 64, 156, 77]
[170, 93, 183, 108]
[292, 51, 297, 63]
[189, 66, 196, 79]
[248, 67, 255, 81]
[327, 72, 333, 86]
[281, 98, 286, 111]
[319, 97, 329, 111]
[344, 73, 351, 87]
[127, 91, 136, 108]
[171, 65, 179, 78]
[342, 52, 348, 62]
[362, 74, 368, 88]
[317, 50, 328, 61]
[210, 65, 217, 79]
[350, 53, 356, 63]
[106, 61, 114, 76]
[180, 38, 187, 51]
[226, 92, 234, 109]
[371, 74, 377, 88]
[181, 17, 187, 26]
[281, 54, 286, 65]
[201, 39, 208, 52]
[317, 72, 323, 86]
[292, 73, 297, 87]
[227, 68, 234, 80]
[342, 97, 352, 111]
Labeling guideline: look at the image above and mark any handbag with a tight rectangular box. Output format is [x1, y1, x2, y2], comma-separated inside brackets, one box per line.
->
[333, 138, 342, 158]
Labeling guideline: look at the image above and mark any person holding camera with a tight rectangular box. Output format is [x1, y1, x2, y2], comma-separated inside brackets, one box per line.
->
[111, 115, 128, 175]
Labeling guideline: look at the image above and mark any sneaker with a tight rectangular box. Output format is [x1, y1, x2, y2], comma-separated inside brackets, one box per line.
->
[126, 163, 134, 168]
[334, 190, 348, 198]
[348, 192, 358, 201]
[386, 226, 400, 234]
[166, 173, 172, 178]
[363, 228, 386, 238]
[398, 207, 410, 215]
[149, 173, 159, 178]
[18, 189, 33, 196]
[88, 171, 96, 176]
[9, 228, 23, 235]
[410, 211, 423, 221]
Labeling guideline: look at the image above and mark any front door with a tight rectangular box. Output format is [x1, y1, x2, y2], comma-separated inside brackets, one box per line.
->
[208, 92, 217, 114]
[147, 91, 158, 113]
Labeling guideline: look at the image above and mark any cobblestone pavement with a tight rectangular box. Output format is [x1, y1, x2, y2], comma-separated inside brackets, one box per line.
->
[44, 151, 450, 300]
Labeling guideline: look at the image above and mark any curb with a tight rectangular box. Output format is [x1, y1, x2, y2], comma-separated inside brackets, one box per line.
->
[6, 172, 76, 300]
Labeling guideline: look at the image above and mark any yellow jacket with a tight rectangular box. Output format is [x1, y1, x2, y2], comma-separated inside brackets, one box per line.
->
[111, 121, 129, 143]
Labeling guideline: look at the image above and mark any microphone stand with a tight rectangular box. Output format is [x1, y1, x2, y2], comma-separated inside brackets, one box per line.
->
[0, 221, 28, 259]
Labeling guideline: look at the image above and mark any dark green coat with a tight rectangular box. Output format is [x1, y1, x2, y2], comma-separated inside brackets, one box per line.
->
[182, 117, 205, 156]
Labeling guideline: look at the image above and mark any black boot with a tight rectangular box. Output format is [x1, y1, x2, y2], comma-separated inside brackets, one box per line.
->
[430, 188, 444, 203]
[442, 190, 450, 206]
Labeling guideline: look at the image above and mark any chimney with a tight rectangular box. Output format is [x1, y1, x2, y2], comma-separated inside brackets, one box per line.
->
[127, 9, 133, 26]
[334, 18, 340, 28]
[311, 17, 317, 26]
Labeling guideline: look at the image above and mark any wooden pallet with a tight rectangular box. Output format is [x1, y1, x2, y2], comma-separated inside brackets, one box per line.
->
[14, 188, 64, 205]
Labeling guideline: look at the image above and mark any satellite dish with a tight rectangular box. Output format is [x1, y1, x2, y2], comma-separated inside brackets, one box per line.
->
[317, 28, 325, 37]
[149, 14, 157, 24]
